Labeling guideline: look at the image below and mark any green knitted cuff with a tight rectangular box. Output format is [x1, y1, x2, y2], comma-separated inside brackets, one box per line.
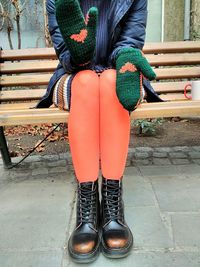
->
[116, 47, 141, 58]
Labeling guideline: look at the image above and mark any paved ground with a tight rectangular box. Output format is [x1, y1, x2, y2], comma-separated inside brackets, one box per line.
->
[0, 149, 200, 266]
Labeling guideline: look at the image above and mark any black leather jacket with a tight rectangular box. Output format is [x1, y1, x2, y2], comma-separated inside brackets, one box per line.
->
[36, 0, 163, 108]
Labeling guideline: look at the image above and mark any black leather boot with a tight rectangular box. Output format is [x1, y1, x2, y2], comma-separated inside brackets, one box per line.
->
[101, 176, 133, 258]
[68, 180, 101, 263]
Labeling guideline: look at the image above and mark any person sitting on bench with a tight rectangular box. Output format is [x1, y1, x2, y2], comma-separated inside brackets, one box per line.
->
[35, 0, 163, 263]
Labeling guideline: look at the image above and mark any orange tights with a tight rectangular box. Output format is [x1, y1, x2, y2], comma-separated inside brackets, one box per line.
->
[68, 69, 130, 183]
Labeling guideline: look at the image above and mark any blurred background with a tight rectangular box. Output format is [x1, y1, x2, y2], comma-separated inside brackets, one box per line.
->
[0, 0, 200, 49]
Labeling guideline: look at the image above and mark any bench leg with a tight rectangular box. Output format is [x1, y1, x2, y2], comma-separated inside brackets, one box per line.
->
[0, 126, 12, 168]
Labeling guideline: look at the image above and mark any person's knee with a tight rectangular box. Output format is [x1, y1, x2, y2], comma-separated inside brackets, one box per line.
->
[74, 70, 99, 89]
[100, 69, 117, 98]
[71, 70, 99, 104]
[100, 69, 116, 86]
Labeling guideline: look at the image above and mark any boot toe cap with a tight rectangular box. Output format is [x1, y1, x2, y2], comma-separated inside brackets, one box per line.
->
[69, 229, 99, 255]
[107, 237, 128, 249]
[73, 240, 96, 254]
[104, 230, 129, 249]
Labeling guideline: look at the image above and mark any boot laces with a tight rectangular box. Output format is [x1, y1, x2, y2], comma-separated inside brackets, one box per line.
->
[103, 180, 123, 221]
[77, 183, 97, 224]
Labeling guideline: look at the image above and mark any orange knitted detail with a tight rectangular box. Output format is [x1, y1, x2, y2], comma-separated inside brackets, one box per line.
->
[70, 29, 88, 43]
[119, 62, 137, 74]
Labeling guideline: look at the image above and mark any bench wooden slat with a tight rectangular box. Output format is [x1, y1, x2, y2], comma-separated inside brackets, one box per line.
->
[1, 67, 200, 87]
[0, 82, 190, 102]
[0, 108, 66, 125]
[0, 60, 58, 74]
[0, 48, 56, 61]
[146, 53, 200, 66]
[0, 99, 192, 111]
[1, 53, 200, 74]
[0, 89, 45, 101]
[139, 100, 193, 108]
[159, 93, 187, 101]
[0, 99, 192, 110]
[1, 42, 200, 60]
[0, 74, 52, 87]
[155, 67, 200, 80]
[132, 101, 200, 119]
[143, 41, 200, 54]
[0, 102, 56, 110]
[0, 102, 39, 110]
[0, 100, 200, 126]
[0, 91, 187, 102]
[152, 81, 189, 93]
[0, 83, 188, 102]
[0, 92, 188, 106]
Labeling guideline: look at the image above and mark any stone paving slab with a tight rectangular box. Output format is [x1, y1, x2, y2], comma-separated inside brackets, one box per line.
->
[0, 251, 63, 267]
[123, 170, 155, 207]
[172, 213, 200, 248]
[149, 174, 200, 212]
[126, 207, 173, 249]
[66, 252, 200, 267]
[124, 166, 142, 177]
[176, 164, 200, 176]
[139, 165, 181, 177]
[0, 173, 75, 251]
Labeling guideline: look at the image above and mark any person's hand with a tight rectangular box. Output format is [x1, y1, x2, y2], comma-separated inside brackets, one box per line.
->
[55, 0, 98, 66]
[116, 47, 156, 112]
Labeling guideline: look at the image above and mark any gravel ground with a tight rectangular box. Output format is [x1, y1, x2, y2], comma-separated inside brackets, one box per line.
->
[5, 118, 200, 158]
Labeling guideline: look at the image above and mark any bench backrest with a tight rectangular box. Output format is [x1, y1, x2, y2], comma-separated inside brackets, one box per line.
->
[1, 41, 200, 104]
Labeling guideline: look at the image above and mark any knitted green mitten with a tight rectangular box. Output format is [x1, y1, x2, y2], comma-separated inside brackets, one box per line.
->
[55, 0, 98, 66]
[116, 47, 156, 112]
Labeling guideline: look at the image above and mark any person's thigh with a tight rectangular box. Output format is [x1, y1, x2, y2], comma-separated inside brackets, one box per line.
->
[68, 70, 100, 182]
[99, 69, 131, 179]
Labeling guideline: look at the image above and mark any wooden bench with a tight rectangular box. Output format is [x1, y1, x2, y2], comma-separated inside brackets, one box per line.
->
[1, 41, 200, 168]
